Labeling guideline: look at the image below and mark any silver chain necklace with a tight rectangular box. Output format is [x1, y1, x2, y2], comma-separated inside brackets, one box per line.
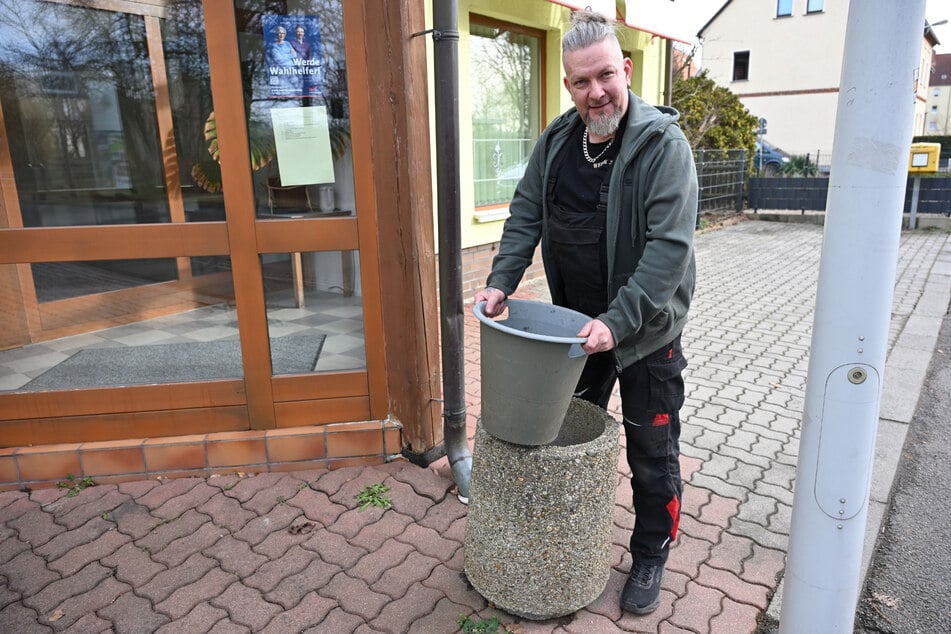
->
[583, 128, 615, 164]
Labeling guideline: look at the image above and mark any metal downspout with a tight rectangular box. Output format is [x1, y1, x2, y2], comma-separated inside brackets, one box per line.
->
[664, 38, 673, 106]
[432, 0, 471, 502]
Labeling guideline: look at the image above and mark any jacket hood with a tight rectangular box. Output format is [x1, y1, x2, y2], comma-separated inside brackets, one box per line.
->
[623, 92, 681, 147]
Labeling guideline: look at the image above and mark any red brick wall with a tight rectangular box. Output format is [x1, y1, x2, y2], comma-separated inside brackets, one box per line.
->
[448, 242, 546, 302]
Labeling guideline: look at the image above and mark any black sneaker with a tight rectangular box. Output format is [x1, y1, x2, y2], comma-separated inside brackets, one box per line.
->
[620, 559, 664, 614]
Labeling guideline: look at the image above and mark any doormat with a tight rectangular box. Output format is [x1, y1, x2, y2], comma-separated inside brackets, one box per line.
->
[21, 335, 325, 391]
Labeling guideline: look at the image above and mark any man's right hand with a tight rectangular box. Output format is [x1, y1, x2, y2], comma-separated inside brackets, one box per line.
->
[475, 287, 507, 317]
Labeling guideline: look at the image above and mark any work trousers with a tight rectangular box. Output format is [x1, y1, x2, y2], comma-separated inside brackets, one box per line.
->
[574, 335, 687, 565]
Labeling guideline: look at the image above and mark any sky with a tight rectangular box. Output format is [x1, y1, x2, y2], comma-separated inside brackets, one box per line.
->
[671, 0, 948, 57]
[925, 0, 951, 52]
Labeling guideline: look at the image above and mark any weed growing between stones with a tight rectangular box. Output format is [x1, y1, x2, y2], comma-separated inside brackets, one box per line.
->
[56, 474, 95, 497]
[355, 482, 392, 511]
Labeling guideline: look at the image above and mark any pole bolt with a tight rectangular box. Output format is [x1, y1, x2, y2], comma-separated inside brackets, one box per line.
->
[848, 367, 867, 384]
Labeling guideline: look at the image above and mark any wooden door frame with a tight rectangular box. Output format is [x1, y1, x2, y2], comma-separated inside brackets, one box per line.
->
[203, 1, 276, 428]
[352, 0, 443, 454]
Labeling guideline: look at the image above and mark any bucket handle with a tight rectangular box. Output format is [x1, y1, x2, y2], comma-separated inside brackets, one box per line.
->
[473, 300, 589, 352]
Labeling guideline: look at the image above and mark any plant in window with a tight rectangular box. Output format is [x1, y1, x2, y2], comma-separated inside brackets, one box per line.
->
[190, 109, 350, 194]
[190, 110, 275, 193]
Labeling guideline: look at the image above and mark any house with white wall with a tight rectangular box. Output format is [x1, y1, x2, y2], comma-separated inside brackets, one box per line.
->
[927, 53, 951, 135]
[698, 0, 939, 160]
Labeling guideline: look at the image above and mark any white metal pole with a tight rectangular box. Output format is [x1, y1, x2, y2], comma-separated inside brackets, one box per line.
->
[779, 2, 926, 632]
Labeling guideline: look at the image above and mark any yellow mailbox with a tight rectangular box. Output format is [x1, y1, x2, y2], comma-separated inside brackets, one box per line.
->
[908, 142, 941, 173]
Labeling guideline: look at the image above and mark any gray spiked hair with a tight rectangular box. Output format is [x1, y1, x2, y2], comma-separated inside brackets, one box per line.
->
[562, 9, 620, 54]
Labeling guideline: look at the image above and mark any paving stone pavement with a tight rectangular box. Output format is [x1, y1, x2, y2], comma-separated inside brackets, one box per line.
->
[1, 219, 949, 633]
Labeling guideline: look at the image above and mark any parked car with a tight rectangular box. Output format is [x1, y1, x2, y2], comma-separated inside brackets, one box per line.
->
[754, 140, 790, 176]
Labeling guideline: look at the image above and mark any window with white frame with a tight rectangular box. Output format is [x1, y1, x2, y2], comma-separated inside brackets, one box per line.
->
[777, 0, 792, 17]
[469, 17, 543, 209]
[806, 0, 824, 13]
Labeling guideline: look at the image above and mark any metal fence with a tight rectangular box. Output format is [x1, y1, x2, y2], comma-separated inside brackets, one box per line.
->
[694, 148, 951, 215]
[748, 176, 951, 215]
[796, 150, 834, 174]
[775, 149, 951, 175]
[747, 177, 829, 211]
[694, 148, 747, 213]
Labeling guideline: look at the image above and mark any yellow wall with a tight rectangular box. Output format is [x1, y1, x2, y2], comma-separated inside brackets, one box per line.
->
[425, 2, 670, 251]
[622, 30, 668, 106]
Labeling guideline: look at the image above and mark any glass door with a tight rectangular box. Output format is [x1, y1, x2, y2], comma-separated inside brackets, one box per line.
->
[0, 0, 382, 444]
[216, 0, 378, 428]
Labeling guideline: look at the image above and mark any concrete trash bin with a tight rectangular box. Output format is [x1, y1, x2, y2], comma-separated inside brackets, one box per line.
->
[473, 299, 590, 446]
[464, 398, 619, 620]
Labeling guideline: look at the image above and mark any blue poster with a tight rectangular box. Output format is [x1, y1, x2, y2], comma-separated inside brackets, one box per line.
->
[261, 15, 324, 99]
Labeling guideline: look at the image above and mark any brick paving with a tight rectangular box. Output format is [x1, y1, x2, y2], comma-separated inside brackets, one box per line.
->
[1, 219, 949, 633]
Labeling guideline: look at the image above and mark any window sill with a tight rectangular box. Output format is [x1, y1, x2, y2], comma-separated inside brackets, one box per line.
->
[473, 206, 511, 223]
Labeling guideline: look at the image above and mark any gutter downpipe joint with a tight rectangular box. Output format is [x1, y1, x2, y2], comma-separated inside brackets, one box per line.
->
[432, 0, 471, 503]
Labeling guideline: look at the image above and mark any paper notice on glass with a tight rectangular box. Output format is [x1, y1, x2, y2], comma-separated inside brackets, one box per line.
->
[270, 106, 335, 186]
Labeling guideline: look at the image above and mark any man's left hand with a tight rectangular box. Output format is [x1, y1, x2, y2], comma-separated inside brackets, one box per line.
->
[577, 319, 615, 354]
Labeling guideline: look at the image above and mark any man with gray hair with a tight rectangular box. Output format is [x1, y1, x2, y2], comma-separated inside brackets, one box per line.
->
[475, 10, 697, 615]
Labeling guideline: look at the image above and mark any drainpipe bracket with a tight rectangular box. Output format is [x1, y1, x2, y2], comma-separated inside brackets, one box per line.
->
[410, 28, 459, 41]
[401, 443, 447, 467]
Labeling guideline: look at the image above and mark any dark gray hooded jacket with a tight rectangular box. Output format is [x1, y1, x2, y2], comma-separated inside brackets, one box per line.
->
[486, 90, 698, 368]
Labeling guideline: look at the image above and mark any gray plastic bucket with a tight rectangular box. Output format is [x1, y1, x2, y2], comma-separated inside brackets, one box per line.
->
[474, 298, 590, 445]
